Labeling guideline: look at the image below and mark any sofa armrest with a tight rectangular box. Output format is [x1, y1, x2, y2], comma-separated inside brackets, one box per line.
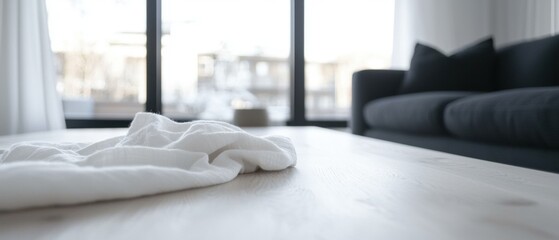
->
[351, 69, 405, 135]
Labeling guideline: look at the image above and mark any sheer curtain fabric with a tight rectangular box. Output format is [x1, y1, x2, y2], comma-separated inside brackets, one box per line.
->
[0, 0, 65, 135]
[392, 0, 559, 69]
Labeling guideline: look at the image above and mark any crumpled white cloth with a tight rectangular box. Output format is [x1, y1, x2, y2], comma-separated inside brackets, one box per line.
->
[0, 113, 296, 210]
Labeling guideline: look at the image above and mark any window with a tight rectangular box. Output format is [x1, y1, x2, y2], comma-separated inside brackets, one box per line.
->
[46, 0, 396, 127]
[46, 0, 146, 119]
[161, 0, 290, 122]
[305, 0, 395, 120]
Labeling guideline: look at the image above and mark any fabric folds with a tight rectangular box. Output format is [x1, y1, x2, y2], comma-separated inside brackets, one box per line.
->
[0, 113, 297, 210]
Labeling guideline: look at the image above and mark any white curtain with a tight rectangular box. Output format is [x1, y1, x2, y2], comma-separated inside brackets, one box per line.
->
[392, 0, 559, 69]
[0, 0, 65, 135]
[492, 0, 559, 47]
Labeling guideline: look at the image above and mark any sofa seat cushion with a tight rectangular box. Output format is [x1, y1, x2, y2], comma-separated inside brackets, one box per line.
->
[445, 87, 559, 148]
[364, 92, 476, 135]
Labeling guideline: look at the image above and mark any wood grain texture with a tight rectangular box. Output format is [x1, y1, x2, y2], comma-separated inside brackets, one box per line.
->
[0, 127, 558, 240]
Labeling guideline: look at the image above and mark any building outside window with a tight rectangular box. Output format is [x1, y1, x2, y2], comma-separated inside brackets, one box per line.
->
[46, 0, 146, 119]
[305, 0, 395, 120]
[161, 0, 290, 122]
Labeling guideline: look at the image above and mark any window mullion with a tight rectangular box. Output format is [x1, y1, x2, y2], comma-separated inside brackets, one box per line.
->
[146, 0, 162, 114]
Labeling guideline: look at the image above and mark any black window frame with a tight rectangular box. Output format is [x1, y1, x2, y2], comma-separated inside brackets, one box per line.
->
[65, 0, 347, 128]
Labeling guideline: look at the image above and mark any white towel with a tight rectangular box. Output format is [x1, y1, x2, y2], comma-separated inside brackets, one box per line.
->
[0, 113, 296, 210]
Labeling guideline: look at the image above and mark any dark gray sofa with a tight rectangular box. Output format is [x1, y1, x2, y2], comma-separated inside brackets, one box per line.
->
[351, 35, 559, 173]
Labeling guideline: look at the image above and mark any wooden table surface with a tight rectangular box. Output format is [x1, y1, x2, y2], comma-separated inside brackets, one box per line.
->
[0, 127, 558, 240]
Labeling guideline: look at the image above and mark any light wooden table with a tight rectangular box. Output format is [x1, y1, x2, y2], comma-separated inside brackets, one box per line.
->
[1, 127, 558, 240]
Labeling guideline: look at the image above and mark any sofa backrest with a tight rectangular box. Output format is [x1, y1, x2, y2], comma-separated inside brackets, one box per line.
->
[496, 35, 559, 90]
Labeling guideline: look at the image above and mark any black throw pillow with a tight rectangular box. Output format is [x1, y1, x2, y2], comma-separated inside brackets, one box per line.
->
[497, 34, 559, 89]
[400, 38, 496, 94]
